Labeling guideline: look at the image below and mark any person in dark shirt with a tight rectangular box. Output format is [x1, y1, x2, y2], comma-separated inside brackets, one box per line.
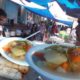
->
[0, 9, 7, 36]
[76, 18, 80, 46]
[30, 23, 38, 40]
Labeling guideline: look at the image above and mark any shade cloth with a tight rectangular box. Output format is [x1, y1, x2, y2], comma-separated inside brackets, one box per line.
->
[10, 0, 80, 26]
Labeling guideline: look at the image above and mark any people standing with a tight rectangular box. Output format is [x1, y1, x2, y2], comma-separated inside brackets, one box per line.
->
[39, 21, 47, 41]
[0, 9, 7, 37]
[76, 18, 80, 46]
[51, 22, 58, 35]
[43, 30, 50, 42]
[30, 23, 38, 40]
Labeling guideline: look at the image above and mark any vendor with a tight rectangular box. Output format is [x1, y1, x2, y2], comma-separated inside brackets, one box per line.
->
[0, 8, 7, 36]
[76, 18, 80, 46]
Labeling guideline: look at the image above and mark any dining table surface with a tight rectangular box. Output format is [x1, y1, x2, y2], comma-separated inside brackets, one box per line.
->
[0, 67, 40, 80]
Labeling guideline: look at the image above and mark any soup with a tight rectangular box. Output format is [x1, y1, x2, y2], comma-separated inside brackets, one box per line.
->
[33, 45, 80, 73]
[3, 40, 32, 61]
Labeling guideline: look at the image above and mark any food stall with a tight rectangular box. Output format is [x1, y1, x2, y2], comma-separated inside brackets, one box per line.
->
[0, 0, 80, 80]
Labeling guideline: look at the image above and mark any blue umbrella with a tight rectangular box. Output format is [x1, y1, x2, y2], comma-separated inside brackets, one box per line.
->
[25, 0, 80, 17]
[57, 0, 80, 18]
[11, 0, 79, 26]
[26, 0, 80, 8]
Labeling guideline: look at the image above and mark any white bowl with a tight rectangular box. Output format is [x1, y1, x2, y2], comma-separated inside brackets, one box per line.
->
[0, 37, 33, 66]
[26, 43, 80, 80]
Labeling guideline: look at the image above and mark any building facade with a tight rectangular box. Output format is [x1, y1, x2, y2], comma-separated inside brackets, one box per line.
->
[0, 0, 44, 24]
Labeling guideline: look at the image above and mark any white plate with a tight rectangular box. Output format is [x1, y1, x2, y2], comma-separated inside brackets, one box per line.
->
[26, 44, 80, 80]
[0, 37, 33, 66]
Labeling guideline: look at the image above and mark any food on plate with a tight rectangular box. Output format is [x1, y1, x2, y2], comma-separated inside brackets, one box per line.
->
[34, 45, 80, 73]
[2, 40, 32, 61]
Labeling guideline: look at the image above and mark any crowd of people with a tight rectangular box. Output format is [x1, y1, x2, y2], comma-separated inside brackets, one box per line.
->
[0, 8, 80, 45]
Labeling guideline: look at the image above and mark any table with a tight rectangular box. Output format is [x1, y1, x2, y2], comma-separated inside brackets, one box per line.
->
[0, 67, 40, 80]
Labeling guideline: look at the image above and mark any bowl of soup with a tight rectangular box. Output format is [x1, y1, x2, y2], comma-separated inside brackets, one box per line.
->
[26, 43, 80, 80]
[0, 37, 33, 66]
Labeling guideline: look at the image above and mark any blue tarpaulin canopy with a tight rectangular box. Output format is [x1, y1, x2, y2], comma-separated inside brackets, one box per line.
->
[10, 0, 80, 26]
